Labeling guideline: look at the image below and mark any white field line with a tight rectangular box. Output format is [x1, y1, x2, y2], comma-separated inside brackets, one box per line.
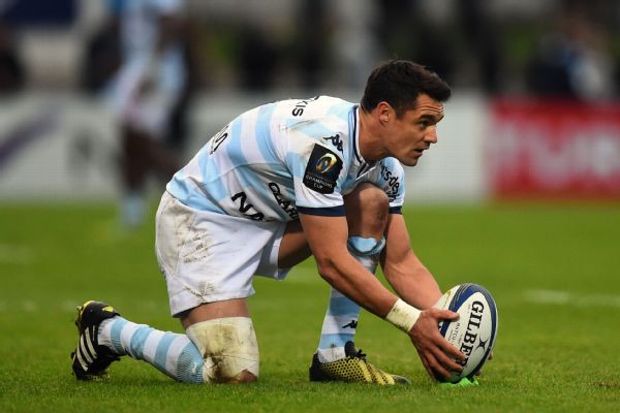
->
[0, 299, 165, 313]
[0, 244, 33, 264]
[524, 289, 620, 308]
[3, 289, 619, 314]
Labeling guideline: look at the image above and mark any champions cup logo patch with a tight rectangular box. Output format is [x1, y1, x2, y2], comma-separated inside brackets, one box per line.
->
[315, 153, 338, 173]
[303, 144, 343, 194]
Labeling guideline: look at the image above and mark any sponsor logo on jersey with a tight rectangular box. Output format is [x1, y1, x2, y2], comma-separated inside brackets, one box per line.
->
[231, 191, 265, 221]
[322, 134, 343, 153]
[315, 153, 338, 174]
[268, 182, 298, 220]
[342, 319, 358, 329]
[291, 96, 320, 117]
[303, 144, 343, 194]
[380, 164, 401, 202]
[209, 124, 230, 154]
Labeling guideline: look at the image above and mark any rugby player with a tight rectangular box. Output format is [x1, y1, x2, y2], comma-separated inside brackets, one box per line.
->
[72, 60, 465, 384]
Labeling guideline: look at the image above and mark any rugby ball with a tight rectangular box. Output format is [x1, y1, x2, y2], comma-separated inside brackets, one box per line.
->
[434, 283, 498, 382]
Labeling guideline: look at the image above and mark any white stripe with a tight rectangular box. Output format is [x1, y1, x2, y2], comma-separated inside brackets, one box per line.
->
[76, 346, 89, 371]
[120, 323, 139, 357]
[317, 347, 347, 363]
[524, 289, 620, 308]
[22, 301, 38, 312]
[0, 244, 33, 264]
[239, 107, 261, 162]
[80, 335, 94, 363]
[84, 330, 97, 359]
[142, 330, 165, 362]
[165, 335, 190, 375]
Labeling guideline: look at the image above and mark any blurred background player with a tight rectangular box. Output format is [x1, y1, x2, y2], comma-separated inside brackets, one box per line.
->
[105, 0, 189, 229]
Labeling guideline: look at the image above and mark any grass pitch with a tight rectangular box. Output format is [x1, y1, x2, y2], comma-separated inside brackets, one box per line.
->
[1, 201, 619, 412]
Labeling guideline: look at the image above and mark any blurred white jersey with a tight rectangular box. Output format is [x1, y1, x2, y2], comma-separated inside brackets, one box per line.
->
[107, 0, 186, 137]
[167, 96, 406, 221]
[120, 0, 183, 60]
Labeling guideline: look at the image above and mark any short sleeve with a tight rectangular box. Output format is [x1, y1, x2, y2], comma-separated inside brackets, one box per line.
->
[286, 136, 347, 216]
[367, 157, 406, 214]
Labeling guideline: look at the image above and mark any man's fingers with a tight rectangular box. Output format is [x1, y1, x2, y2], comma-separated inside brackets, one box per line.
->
[436, 337, 466, 361]
[425, 352, 452, 381]
[432, 345, 464, 373]
[427, 327, 466, 362]
[435, 309, 460, 321]
[419, 352, 434, 378]
[411, 310, 468, 381]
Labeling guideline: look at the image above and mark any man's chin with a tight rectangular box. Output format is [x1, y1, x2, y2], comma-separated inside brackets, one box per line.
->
[400, 158, 419, 167]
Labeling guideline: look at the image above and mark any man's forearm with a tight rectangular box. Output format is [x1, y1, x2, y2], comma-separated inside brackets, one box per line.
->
[383, 258, 442, 310]
[316, 252, 397, 317]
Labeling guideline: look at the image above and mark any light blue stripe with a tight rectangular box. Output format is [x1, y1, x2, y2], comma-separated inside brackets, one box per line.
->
[176, 342, 205, 384]
[329, 101, 355, 167]
[166, 144, 228, 212]
[326, 101, 354, 125]
[166, 179, 226, 214]
[201, 161, 230, 205]
[225, 117, 274, 197]
[292, 122, 335, 142]
[153, 333, 177, 372]
[128, 325, 152, 360]
[255, 103, 278, 161]
[226, 117, 246, 166]
[226, 116, 277, 193]
[109, 318, 128, 355]
[328, 296, 361, 316]
[319, 333, 354, 349]
[286, 150, 305, 180]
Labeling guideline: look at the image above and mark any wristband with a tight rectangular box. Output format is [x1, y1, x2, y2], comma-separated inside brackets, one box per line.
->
[385, 298, 421, 333]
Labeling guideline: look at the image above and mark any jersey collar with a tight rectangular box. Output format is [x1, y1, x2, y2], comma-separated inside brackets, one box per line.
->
[350, 105, 376, 178]
[351, 105, 364, 164]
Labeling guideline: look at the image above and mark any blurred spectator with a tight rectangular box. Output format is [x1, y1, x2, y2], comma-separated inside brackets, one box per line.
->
[456, 0, 501, 94]
[0, 23, 24, 94]
[375, 0, 416, 60]
[105, 0, 189, 229]
[81, 16, 121, 94]
[525, 8, 614, 101]
[165, 19, 199, 151]
[331, 0, 379, 88]
[375, 0, 455, 85]
[237, 25, 279, 91]
[293, 0, 330, 89]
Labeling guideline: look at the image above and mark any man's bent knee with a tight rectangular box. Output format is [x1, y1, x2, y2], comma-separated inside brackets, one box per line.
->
[344, 182, 389, 237]
[228, 369, 257, 384]
[186, 317, 260, 384]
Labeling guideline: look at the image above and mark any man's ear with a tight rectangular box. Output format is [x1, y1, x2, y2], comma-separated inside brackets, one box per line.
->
[377, 101, 393, 124]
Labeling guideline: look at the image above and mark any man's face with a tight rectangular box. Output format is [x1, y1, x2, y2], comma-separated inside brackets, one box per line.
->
[383, 94, 445, 166]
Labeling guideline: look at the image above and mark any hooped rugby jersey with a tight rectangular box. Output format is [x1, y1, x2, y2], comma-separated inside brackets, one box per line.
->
[166, 96, 406, 221]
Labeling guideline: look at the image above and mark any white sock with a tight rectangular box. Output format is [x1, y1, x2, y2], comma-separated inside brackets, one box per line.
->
[316, 249, 379, 363]
[98, 316, 206, 383]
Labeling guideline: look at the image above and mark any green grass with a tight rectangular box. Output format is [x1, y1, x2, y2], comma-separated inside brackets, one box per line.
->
[1, 202, 619, 412]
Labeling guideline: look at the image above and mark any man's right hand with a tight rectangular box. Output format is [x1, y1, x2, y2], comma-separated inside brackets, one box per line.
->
[409, 308, 466, 381]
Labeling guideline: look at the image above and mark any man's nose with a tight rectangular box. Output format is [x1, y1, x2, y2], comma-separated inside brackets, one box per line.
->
[425, 126, 438, 144]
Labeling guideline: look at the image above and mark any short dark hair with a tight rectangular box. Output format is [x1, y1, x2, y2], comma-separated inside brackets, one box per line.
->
[360, 60, 451, 117]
